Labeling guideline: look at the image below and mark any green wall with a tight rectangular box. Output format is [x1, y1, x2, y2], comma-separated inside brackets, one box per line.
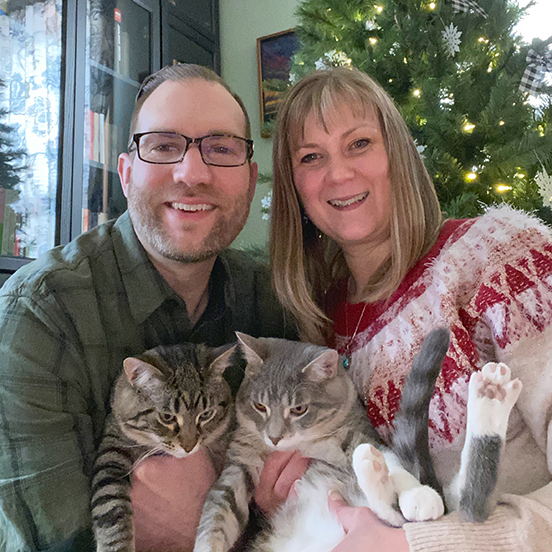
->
[220, 0, 300, 249]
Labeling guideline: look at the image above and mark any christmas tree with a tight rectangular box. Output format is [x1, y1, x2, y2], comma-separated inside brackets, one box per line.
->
[0, 78, 25, 191]
[289, 0, 552, 220]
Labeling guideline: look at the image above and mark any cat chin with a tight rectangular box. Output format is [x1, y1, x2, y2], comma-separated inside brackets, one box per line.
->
[169, 445, 200, 459]
[169, 450, 188, 459]
[265, 439, 307, 452]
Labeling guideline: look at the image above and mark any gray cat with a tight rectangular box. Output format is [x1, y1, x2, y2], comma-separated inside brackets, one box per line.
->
[194, 329, 522, 552]
[91, 342, 236, 552]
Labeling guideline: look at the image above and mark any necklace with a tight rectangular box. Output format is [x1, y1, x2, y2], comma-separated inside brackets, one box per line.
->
[343, 282, 369, 370]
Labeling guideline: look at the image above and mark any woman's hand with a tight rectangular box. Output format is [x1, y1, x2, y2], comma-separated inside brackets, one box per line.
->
[329, 492, 410, 552]
[254, 451, 310, 516]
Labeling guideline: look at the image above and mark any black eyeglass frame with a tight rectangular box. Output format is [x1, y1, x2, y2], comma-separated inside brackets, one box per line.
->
[128, 131, 254, 167]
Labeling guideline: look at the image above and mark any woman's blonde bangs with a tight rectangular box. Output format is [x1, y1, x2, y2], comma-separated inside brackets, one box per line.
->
[285, 73, 381, 152]
[270, 67, 442, 343]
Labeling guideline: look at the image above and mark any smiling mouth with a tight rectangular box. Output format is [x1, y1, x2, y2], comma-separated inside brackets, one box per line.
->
[170, 202, 215, 212]
[328, 191, 369, 208]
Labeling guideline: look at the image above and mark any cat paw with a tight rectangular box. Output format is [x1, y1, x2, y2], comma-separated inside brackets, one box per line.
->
[399, 485, 444, 522]
[467, 362, 522, 439]
[353, 444, 391, 496]
[353, 444, 404, 527]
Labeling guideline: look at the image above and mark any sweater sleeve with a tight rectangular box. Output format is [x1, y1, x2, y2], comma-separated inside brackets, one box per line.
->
[405, 207, 552, 551]
[405, 490, 552, 552]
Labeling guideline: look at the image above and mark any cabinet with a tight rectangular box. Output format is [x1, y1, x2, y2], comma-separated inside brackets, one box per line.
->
[0, 0, 220, 281]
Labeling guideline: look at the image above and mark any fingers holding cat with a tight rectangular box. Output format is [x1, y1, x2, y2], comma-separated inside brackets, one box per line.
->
[328, 492, 411, 552]
[254, 451, 310, 516]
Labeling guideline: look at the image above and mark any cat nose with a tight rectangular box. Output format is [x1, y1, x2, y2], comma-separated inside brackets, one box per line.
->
[270, 436, 282, 446]
[180, 433, 198, 452]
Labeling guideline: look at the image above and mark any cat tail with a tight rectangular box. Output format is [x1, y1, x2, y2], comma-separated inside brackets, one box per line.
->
[391, 328, 450, 500]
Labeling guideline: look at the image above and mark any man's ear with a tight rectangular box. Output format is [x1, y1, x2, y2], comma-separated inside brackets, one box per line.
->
[118, 152, 132, 198]
[248, 161, 258, 201]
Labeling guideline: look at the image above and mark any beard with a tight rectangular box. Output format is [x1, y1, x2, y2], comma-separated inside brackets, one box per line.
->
[126, 180, 252, 264]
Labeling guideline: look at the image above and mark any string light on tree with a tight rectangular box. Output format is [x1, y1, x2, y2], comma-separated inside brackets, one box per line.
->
[293, 0, 552, 222]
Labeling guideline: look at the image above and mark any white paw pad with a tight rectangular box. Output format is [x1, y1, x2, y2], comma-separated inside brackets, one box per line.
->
[353, 444, 404, 527]
[399, 485, 444, 522]
[352, 444, 391, 494]
[468, 362, 522, 438]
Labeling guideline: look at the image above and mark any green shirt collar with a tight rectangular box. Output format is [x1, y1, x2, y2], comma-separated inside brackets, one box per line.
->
[112, 211, 234, 325]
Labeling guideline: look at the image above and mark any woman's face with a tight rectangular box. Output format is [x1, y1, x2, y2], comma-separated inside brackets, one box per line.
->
[292, 104, 392, 255]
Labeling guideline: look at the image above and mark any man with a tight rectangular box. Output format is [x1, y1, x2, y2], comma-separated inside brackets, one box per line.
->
[0, 64, 300, 552]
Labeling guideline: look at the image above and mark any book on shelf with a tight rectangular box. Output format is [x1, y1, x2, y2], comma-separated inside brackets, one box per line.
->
[86, 109, 122, 171]
[114, 8, 130, 76]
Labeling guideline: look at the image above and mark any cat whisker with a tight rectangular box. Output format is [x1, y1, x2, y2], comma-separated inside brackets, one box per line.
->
[126, 446, 166, 476]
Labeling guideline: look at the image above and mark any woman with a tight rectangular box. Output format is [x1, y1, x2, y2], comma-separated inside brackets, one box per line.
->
[270, 66, 552, 551]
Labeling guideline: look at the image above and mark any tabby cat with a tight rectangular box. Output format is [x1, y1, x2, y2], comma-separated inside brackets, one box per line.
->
[91, 342, 237, 552]
[194, 329, 522, 552]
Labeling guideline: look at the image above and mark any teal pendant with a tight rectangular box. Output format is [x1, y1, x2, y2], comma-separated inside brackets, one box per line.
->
[343, 356, 350, 370]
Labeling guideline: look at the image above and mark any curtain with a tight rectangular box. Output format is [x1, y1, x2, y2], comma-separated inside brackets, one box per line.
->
[0, 0, 62, 258]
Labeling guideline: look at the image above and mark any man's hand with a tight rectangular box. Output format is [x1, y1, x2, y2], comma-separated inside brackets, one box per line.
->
[328, 492, 410, 552]
[254, 451, 310, 516]
[130, 448, 216, 552]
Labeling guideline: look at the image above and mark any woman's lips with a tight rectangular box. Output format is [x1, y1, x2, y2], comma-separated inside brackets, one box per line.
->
[328, 191, 369, 208]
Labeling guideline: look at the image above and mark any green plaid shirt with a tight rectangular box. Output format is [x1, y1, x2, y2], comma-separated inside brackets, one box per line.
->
[0, 211, 295, 552]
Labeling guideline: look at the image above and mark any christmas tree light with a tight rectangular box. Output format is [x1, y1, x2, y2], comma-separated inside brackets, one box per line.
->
[290, 0, 552, 220]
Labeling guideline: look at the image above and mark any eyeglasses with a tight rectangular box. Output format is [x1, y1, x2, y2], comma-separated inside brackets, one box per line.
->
[129, 131, 254, 167]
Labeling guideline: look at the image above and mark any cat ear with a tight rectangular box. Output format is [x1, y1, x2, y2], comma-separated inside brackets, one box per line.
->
[209, 344, 238, 377]
[235, 332, 265, 376]
[302, 349, 339, 382]
[123, 357, 164, 387]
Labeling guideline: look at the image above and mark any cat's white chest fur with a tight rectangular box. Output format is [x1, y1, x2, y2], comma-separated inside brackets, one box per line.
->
[265, 475, 346, 552]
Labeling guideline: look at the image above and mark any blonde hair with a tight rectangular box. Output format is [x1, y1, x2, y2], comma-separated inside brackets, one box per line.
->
[270, 67, 442, 344]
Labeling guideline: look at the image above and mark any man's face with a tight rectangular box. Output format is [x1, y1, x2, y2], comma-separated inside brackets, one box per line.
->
[118, 79, 257, 264]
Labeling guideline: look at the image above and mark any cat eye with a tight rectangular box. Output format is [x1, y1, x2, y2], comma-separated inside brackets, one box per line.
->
[252, 401, 268, 413]
[290, 405, 308, 416]
[197, 409, 216, 425]
[159, 412, 177, 424]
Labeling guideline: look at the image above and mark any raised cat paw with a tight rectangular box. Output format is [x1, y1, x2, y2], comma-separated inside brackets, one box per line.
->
[467, 362, 522, 439]
[399, 485, 444, 522]
[352, 444, 405, 527]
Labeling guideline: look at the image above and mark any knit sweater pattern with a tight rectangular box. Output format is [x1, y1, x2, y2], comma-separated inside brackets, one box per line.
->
[331, 206, 552, 551]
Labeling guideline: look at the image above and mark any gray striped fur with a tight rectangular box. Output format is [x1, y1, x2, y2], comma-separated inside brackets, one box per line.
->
[195, 329, 514, 552]
[91, 342, 236, 552]
[392, 328, 449, 498]
[459, 435, 502, 522]
[194, 334, 390, 552]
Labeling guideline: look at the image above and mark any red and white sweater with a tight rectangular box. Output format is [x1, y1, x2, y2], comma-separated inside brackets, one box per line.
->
[330, 206, 552, 551]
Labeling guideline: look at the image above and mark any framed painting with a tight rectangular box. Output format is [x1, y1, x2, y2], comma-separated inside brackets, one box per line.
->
[257, 29, 300, 138]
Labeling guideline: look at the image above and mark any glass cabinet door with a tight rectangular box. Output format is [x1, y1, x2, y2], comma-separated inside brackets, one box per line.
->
[0, 0, 63, 259]
[81, 0, 154, 233]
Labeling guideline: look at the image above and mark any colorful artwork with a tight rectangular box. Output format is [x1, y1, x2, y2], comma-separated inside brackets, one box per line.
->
[257, 29, 300, 137]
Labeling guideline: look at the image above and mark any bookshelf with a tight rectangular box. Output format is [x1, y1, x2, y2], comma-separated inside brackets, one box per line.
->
[0, 0, 220, 279]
